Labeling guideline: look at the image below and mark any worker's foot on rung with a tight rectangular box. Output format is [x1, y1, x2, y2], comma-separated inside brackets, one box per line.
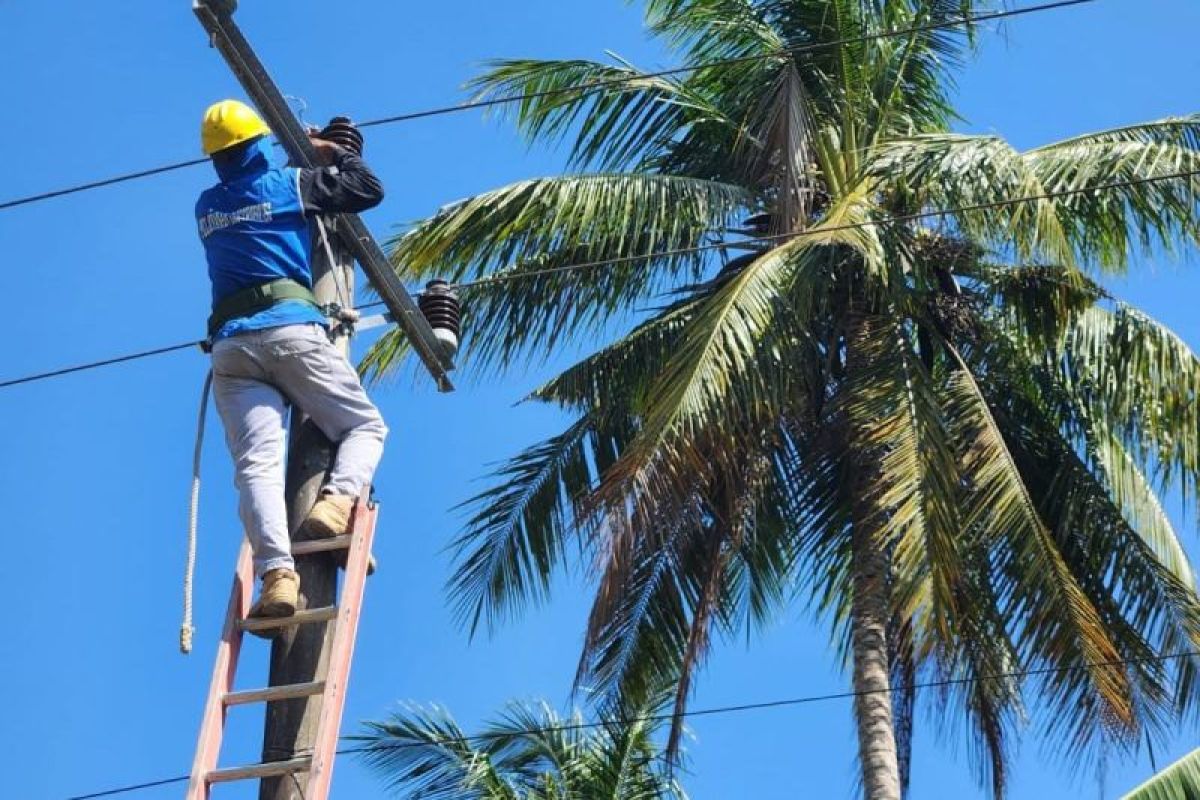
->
[299, 494, 354, 539]
[245, 569, 299, 638]
[299, 494, 376, 573]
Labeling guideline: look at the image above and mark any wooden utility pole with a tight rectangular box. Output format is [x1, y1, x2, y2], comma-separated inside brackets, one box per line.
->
[191, 6, 455, 793]
[259, 218, 353, 799]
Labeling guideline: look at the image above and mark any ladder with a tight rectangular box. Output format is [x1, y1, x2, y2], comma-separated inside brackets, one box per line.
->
[186, 496, 378, 798]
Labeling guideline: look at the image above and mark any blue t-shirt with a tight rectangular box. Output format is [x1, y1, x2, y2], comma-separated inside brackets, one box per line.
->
[196, 137, 325, 340]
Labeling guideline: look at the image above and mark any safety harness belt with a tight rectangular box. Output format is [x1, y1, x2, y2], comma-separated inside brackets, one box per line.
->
[206, 278, 319, 338]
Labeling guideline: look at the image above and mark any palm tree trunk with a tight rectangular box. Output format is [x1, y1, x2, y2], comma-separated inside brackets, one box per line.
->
[845, 309, 902, 800]
[849, 513, 902, 800]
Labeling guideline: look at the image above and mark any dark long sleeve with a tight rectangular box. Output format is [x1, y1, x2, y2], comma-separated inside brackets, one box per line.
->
[298, 147, 385, 215]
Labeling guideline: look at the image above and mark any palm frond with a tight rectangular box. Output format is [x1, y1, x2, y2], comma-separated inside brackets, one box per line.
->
[584, 226, 839, 523]
[1090, 421, 1195, 591]
[1058, 303, 1200, 501]
[352, 705, 516, 799]
[837, 313, 962, 645]
[355, 699, 687, 800]
[1121, 747, 1200, 800]
[448, 416, 600, 636]
[643, 0, 785, 58]
[975, 355, 1200, 742]
[587, 691, 689, 800]
[865, 0, 978, 144]
[577, 503, 706, 722]
[1025, 116, 1200, 269]
[576, 451, 779, 768]
[477, 702, 585, 794]
[531, 292, 705, 412]
[943, 352, 1135, 756]
[737, 63, 816, 230]
[467, 58, 741, 171]
[939, 569, 1023, 800]
[873, 117, 1200, 270]
[975, 262, 1105, 352]
[870, 134, 1076, 264]
[379, 174, 751, 374]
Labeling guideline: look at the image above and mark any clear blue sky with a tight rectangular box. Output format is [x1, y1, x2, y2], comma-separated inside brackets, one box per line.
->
[1, 2, 1197, 798]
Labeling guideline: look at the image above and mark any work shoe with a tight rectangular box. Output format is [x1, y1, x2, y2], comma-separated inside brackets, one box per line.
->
[300, 494, 377, 575]
[247, 568, 299, 633]
[302, 494, 355, 538]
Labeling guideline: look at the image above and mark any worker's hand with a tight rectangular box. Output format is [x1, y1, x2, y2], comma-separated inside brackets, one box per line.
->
[307, 135, 342, 166]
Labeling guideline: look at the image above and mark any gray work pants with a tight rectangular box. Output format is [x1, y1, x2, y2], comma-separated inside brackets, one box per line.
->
[211, 323, 388, 577]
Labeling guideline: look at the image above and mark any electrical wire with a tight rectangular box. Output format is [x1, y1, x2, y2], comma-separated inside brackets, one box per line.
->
[42, 164, 1200, 793]
[64, 775, 190, 799]
[60, 648, 1200, 799]
[4, 166, 1199, 393]
[357, 0, 1098, 128]
[0, 340, 202, 390]
[9, 3, 1185, 798]
[0, 0, 1098, 213]
[446, 168, 1200, 291]
[352, 166, 1200, 303]
[0, 158, 210, 212]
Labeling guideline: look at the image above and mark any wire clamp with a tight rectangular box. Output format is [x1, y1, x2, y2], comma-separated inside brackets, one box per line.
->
[321, 303, 362, 340]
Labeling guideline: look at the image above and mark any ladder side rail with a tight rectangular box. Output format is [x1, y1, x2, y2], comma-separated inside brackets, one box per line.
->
[191, 0, 455, 392]
[307, 498, 380, 797]
[187, 538, 255, 799]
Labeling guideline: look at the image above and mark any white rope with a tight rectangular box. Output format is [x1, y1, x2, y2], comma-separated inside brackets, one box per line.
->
[314, 215, 350, 310]
[178, 223, 347, 655]
[181, 369, 214, 655]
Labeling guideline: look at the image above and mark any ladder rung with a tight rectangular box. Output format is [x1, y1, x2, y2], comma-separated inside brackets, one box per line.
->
[239, 605, 338, 633]
[292, 535, 352, 555]
[224, 680, 326, 707]
[207, 756, 312, 783]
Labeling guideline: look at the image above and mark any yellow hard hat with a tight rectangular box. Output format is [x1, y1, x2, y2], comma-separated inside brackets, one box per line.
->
[201, 99, 271, 155]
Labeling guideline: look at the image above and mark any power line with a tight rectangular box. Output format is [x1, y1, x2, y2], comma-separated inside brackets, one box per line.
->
[446, 168, 1200, 291]
[340, 649, 1200, 755]
[0, 158, 208, 212]
[5, 167, 1199, 393]
[62, 648, 1200, 799]
[65, 775, 190, 800]
[0, 0, 1097, 213]
[355, 0, 1098, 128]
[0, 340, 202, 390]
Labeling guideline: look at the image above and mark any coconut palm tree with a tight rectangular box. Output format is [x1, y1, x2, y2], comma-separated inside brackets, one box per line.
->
[363, 2, 1200, 797]
[353, 697, 687, 800]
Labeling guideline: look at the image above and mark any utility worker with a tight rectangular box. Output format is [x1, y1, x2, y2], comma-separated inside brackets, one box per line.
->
[195, 99, 388, 621]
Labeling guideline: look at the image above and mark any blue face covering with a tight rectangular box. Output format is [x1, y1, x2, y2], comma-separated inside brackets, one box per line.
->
[211, 136, 274, 183]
